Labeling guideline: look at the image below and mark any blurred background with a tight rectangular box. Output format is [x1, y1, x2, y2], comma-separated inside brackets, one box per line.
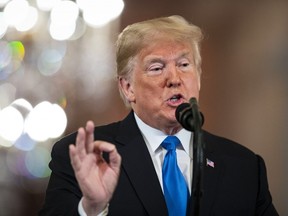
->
[0, 0, 287, 215]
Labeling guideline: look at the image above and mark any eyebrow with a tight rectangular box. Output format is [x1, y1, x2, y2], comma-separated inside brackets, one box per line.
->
[144, 57, 165, 66]
[143, 51, 192, 66]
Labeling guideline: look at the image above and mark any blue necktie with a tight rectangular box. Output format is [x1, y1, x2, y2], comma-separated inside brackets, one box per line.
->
[161, 136, 189, 216]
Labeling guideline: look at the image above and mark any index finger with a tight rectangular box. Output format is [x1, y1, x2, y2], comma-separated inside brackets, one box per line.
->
[94, 141, 121, 169]
[85, 120, 95, 153]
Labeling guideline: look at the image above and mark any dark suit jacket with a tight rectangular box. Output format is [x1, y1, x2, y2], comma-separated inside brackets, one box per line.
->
[39, 111, 278, 216]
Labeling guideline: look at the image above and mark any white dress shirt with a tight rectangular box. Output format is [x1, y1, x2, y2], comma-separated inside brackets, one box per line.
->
[134, 113, 193, 193]
[79, 113, 193, 215]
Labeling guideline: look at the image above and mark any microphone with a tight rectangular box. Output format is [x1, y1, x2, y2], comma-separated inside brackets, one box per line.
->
[176, 98, 205, 215]
[175, 99, 204, 131]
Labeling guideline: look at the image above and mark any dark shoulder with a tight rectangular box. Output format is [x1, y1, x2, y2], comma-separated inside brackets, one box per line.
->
[203, 130, 256, 160]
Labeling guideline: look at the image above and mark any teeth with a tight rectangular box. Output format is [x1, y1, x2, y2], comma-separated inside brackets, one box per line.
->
[170, 95, 180, 101]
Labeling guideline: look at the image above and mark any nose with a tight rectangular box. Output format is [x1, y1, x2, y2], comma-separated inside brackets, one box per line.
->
[166, 66, 181, 88]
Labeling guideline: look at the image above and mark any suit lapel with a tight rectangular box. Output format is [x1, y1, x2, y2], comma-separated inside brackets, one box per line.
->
[115, 112, 167, 216]
[187, 131, 223, 216]
[202, 152, 222, 215]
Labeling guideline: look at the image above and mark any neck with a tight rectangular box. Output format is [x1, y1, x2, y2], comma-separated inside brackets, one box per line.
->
[161, 125, 182, 135]
[133, 111, 183, 135]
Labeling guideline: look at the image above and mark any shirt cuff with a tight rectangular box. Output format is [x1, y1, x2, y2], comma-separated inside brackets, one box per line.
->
[78, 197, 109, 216]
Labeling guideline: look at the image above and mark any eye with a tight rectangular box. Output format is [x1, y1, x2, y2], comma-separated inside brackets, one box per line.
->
[181, 62, 189, 67]
[151, 66, 163, 71]
[178, 59, 192, 71]
[179, 60, 190, 68]
[147, 63, 164, 75]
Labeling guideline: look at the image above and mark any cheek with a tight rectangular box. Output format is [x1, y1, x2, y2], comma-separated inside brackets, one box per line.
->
[136, 76, 163, 93]
[185, 74, 201, 94]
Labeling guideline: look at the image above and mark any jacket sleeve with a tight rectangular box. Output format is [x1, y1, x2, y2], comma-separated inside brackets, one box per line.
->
[38, 136, 82, 216]
[256, 155, 279, 216]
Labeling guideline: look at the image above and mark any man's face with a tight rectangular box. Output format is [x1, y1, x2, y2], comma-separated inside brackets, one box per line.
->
[120, 39, 201, 132]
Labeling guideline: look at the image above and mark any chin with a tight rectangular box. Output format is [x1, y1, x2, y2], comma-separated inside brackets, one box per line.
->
[165, 115, 178, 125]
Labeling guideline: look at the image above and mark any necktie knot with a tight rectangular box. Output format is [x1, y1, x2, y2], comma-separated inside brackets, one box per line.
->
[161, 135, 180, 151]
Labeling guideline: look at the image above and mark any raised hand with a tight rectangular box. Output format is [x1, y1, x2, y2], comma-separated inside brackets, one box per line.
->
[69, 121, 121, 215]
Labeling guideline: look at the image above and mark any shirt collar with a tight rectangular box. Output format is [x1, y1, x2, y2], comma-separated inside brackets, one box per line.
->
[134, 113, 192, 157]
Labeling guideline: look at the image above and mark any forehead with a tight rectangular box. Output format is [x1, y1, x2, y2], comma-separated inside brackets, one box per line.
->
[137, 39, 194, 62]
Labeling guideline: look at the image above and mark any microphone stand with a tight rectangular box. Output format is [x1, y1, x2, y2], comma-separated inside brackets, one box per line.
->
[189, 97, 205, 216]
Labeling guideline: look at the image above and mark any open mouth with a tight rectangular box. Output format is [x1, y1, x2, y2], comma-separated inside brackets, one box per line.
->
[168, 94, 183, 102]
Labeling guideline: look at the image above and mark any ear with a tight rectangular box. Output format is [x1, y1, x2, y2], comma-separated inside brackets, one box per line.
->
[118, 77, 136, 103]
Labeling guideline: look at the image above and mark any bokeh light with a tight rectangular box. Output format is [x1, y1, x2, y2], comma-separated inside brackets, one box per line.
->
[14, 133, 36, 151]
[3, 0, 30, 27]
[25, 101, 67, 142]
[69, 16, 87, 41]
[1, 0, 125, 41]
[0, 106, 24, 143]
[58, 96, 67, 109]
[0, 41, 12, 73]
[0, 41, 26, 81]
[2, 0, 38, 32]
[50, 1, 79, 23]
[5, 146, 51, 180]
[37, 49, 63, 76]
[0, 0, 10, 7]
[49, 21, 76, 41]
[15, 6, 38, 32]
[11, 98, 33, 113]
[25, 146, 51, 178]
[0, 99, 67, 147]
[36, 0, 61, 12]
[9, 41, 25, 62]
[49, 0, 79, 40]
[0, 12, 8, 39]
[81, 0, 124, 27]
[48, 104, 67, 138]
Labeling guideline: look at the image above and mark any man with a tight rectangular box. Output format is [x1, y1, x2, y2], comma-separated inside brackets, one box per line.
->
[39, 15, 278, 216]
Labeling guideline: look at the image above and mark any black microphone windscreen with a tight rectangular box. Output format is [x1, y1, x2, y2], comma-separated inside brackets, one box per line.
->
[175, 103, 193, 131]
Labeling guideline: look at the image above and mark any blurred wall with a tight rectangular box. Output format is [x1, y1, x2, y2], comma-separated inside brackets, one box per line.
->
[0, 0, 287, 215]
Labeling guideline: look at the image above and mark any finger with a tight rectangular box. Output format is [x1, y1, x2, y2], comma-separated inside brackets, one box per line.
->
[76, 127, 87, 159]
[94, 141, 121, 171]
[85, 121, 95, 153]
[108, 145, 122, 171]
[108, 147, 121, 172]
[93, 141, 115, 154]
[69, 144, 82, 172]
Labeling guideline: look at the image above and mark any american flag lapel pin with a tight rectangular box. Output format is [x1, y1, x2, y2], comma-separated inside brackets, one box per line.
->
[206, 158, 215, 168]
